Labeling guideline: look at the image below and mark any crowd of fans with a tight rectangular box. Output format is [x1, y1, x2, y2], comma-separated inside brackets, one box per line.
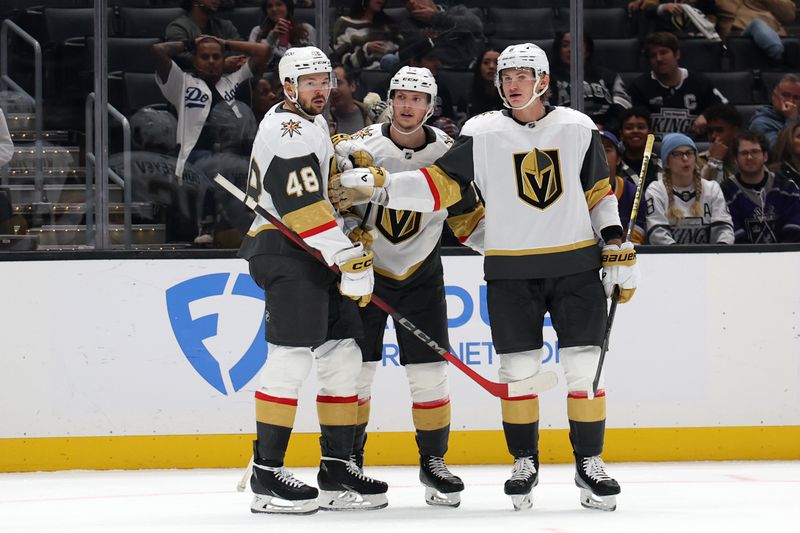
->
[1, 0, 800, 248]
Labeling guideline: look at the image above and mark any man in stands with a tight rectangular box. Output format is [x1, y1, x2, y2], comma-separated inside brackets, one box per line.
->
[749, 74, 800, 151]
[698, 103, 742, 183]
[165, 0, 243, 71]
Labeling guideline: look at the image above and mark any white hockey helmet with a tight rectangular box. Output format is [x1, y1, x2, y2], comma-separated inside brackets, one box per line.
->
[278, 46, 336, 111]
[387, 66, 437, 134]
[494, 43, 550, 110]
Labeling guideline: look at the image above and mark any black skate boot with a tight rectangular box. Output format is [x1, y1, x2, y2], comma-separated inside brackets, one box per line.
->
[250, 461, 319, 515]
[350, 433, 367, 472]
[504, 455, 539, 511]
[317, 456, 388, 511]
[574, 454, 620, 511]
[419, 455, 464, 507]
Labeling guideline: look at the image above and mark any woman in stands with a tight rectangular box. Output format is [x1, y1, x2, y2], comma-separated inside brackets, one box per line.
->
[547, 32, 632, 134]
[465, 47, 503, 117]
[248, 0, 316, 71]
[645, 133, 734, 245]
[770, 122, 800, 187]
[331, 0, 401, 71]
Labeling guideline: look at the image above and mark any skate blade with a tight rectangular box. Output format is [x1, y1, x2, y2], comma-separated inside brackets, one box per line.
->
[579, 489, 617, 512]
[318, 489, 388, 511]
[510, 493, 532, 511]
[250, 494, 319, 515]
[424, 486, 461, 508]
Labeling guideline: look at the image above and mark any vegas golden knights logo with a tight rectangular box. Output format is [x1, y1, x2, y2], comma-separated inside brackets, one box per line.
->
[375, 205, 421, 244]
[513, 148, 564, 209]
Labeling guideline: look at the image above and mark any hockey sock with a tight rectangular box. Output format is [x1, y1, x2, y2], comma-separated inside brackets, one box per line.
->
[317, 395, 358, 460]
[255, 391, 298, 465]
[354, 397, 371, 454]
[412, 398, 451, 457]
[567, 390, 606, 456]
[501, 395, 539, 458]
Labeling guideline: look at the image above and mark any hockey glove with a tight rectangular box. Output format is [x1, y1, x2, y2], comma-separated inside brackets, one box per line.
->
[347, 227, 374, 249]
[334, 243, 374, 307]
[331, 167, 390, 210]
[331, 133, 374, 172]
[601, 241, 640, 304]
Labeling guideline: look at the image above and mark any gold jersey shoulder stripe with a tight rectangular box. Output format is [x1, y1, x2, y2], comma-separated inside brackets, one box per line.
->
[283, 200, 336, 235]
[426, 165, 463, 210]
[585, 177, 612, 210]
[447, 204, 486, 241]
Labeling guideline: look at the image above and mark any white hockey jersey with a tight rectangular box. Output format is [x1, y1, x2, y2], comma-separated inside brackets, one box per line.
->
[644, 178, 734, 244]
[351, 123, 454, 280]
[381, 106, 621, 279]
[238, 104, 354, 265]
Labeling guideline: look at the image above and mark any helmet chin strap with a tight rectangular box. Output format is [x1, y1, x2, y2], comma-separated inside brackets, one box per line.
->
[501, 77, 548, 111]
[389, 102, 434, 137]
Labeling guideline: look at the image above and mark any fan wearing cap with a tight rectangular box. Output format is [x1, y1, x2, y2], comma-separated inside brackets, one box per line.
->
[238, 47, 389, 515]
[333, 42, 640, 512]
[644, 132, 734, 244]
[331, 66, 485, 508]
[600, 130, 639, 238]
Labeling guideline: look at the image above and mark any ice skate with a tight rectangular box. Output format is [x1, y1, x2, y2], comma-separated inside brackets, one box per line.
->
[250, 462, 319, 515]
[317, 457, 388, 511]
[419, 455, 464, 507]
[574, 454, 620, 511]
[504, 456, 538, 511]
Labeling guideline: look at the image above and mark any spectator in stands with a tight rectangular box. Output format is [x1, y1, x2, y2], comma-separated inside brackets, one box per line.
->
[619, 107, 663, 192]
[722, 131, 800, 242]
[749, 74, 800, 151]
[252, 72, 283, 122]
[153, 35, 268, 244]
[248, 0, 316, 73]
[331, 0, 402, 71]
[465, 47, 503, 117]
[632, 0, 719, 39]
[600, 129, 638, 237]
[394, 0, 484, 70]
[770, 122, 800, 187]
[166, 0, 243, 72]
[715, 0, 797, 66]
[548, 32, 632, 134]
[330, 65, 374, 134]
[698, 103, 742, 183]
[629, 32, 726, 139]
[645, 133, 734, 244]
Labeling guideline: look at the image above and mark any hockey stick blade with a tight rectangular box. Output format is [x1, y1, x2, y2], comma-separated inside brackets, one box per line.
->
[213, 174, 558, 398]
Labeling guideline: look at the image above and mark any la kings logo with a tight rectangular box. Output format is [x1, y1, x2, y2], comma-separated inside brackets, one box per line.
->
[652, 108, 696, 137]
[375, 205, 421, 244]
[513, 148, 564, 210]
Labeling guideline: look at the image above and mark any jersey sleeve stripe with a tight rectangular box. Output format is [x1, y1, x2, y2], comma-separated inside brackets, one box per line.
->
[447, 204, 486, 243]
[282, 200, 337, 236]
[298, 219, 339, 238]
[585, 178, 613, 210]
[422, 164, 463, 210]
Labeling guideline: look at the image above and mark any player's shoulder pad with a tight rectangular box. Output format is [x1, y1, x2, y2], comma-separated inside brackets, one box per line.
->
[351, 123, 384, 147]
[258, 109, 325, 159]
[461, 110, 504, 136]
[429, 125, 455, 147]
[546, 106, 598, 130]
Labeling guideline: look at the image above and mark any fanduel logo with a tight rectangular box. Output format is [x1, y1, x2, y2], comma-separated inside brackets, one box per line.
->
[166, 273, 267, 395]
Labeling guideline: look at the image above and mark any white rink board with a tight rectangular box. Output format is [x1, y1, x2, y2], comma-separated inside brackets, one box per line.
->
[1, 252, 799, 439]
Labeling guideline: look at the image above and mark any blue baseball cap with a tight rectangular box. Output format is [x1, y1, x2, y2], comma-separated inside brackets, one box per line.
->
[598, 130, 621, 153]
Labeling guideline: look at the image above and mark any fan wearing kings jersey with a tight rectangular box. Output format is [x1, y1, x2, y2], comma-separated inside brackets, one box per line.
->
[332, 43, 641, 512]
[237, 46, 388, 515]
[332, 66, 484, 508]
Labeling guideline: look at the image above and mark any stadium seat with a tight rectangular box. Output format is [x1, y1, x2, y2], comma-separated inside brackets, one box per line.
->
[736, 104, 762, 127]
[123, 72, 166, 114]
[727, 37, 800, 71]
[44, 7, 112, 43]
[86, 37, 160, 75]
[220, 6, 262, 40]
[294, 8, 316, 28]
[761, 71, 793, 96]
[358, 70, 392, 97]
[677, 39, 724, 72]
[618, 71, 642, 88]
[554, 8, 630, 39]
[486, 8, 555, 40]
[437, 70, 474, 110]
[119, 7, 183, 38]
[706, 71, 755, 104]
[592, 38, 643, 72]
[489, 38, 554, 55]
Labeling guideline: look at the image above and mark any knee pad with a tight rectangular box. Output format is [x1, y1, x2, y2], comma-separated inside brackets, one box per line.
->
[405, 362, 449, 403]
[259, 343, 313, 399]
[498, 349, 544, 384]
[314, 338, 362, 397]
[356, 361, 378, 401]
[560, 345, 602, 394]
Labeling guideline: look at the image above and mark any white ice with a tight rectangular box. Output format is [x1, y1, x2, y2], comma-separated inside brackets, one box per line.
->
[1, 461, 798, 533]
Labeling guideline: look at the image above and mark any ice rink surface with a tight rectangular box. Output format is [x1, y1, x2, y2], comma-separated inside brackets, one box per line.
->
[1, 461, 798, 533]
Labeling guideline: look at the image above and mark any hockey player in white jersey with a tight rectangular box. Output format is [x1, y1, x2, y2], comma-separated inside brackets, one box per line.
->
[333, 43, 640, 512]
[332, 67, 484, 507]
[238, 46, 388, 515]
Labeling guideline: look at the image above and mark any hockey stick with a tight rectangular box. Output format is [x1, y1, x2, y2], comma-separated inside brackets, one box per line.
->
[214, 173, 558, 399]
[591, 133, 655, 396]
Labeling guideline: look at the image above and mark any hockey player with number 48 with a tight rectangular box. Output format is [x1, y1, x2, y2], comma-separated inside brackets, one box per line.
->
[237, 46, 388, 515]
[330, 66, 485, 508]
[332, 43, 640, 512]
